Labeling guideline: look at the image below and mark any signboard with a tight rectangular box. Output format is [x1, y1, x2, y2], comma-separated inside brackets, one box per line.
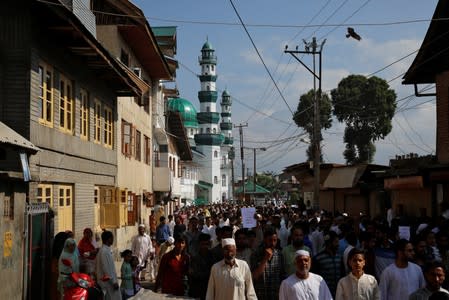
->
[4, 232, 12, 257]
[241, 207, 257, 228]
[398, 226, 411, 241]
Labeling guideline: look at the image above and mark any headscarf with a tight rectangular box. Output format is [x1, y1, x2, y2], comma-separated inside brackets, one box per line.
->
[58, 238, 80, 274]
[78, 228, 97, 260]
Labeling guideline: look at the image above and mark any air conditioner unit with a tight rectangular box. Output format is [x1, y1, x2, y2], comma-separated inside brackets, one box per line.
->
[133, 67, 142, 78]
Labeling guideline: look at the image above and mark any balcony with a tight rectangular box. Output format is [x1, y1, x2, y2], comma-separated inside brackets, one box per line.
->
[198, 55, 217, 65]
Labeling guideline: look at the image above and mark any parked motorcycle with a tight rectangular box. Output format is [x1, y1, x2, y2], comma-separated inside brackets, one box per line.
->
[61, 259, 103, 300]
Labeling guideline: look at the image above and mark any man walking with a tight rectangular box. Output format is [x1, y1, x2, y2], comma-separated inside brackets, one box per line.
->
[131, 224, 153, 280]
[206, 238, 257, 300]
[156, 216, 170, 245]
[379, 239, 425, 300]
[409, 261, 448, 300]
[251, 226, 285, 300]
[96, 231, 121, 300]
[279, 250, 332, 300]
[282, 225, 311, 275]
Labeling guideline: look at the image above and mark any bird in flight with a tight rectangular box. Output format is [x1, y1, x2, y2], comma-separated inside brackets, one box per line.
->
[346, 27, 362, 41]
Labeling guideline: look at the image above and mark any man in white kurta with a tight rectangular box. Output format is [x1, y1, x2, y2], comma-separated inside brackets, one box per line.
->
[336, 248, 379, 300]
[96, 231, 121, 300]
[131, 224, 153, 278]
[279, 249, 332, 300]
[379, 239, 425, 300]
[206, 238, 257, 300]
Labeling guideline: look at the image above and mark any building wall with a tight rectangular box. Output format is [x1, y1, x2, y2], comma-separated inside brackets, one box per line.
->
[117, 97, 152, 227]
[0, 180, 26, 300]
[436, 71, 449, 164]
[25, 28, 119, 237]
[197, 145, 221, 203]
[390, 188, 432, 217]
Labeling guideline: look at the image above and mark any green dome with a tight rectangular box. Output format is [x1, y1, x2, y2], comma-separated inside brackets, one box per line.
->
[167, 98, 199, 128]
[202, 40, 213, 50]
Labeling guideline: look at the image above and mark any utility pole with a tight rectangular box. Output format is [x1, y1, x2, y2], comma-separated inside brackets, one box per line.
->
[234, 123, 248, 203]
[285, 37, 326, 209]
[229, 147, 236, 203]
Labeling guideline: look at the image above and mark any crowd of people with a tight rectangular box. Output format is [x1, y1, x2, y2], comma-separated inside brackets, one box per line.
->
[52, 202, 449, 300]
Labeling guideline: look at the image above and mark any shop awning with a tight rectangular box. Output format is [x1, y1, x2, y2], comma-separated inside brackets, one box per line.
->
[196, 181, 213, 190]
[384, 176, 424, 190]
[323, 165, 366, 188]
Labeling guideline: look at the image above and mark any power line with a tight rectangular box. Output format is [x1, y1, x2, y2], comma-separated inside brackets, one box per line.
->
[37, 0, 449, 29]
[229, 0, 294, 115]
[318, 0, 372, 41]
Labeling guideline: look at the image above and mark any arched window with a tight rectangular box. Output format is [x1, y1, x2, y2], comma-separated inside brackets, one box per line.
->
[222, 175, 226, 187]
[213, 128, 216, 133]
[206, 128, 210, 133]
[206, 106, 210, 112]
[214, 150, 218, 158]
[207, 86, 210, 91]
[214, 176, 218, 184]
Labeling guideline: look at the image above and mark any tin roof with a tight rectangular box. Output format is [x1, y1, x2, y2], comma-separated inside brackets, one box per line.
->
[0, 122, 39, 152]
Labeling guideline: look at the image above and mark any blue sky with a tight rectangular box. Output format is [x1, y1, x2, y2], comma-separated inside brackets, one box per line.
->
[133, 0, 439, 174]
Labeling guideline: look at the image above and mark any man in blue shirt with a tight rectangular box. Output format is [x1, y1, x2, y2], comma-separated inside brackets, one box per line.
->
[156, 216, 170, 245]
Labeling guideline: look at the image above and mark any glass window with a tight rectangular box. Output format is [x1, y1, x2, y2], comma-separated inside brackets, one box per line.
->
[38, 63, 53, 126]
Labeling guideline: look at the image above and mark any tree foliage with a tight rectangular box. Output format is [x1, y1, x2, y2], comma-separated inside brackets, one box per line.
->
[331, 75, 396, 164]
[293, 89, 332, 162]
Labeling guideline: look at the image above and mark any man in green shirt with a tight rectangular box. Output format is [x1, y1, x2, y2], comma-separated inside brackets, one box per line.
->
[282, 225, 311, 275]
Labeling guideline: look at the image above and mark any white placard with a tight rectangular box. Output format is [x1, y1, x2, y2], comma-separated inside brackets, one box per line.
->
[398, 226, 411, 241]
[241, 207, 257, 229]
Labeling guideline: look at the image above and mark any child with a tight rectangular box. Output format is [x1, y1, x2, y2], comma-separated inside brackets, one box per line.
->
[120, 249, 134, 299]
[336, 248, 380, 300]
[130, 255, 142, 295]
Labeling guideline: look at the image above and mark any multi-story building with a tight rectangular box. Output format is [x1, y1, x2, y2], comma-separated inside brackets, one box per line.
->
[0, 0, 145, 298]
[92, 0, 172, 248]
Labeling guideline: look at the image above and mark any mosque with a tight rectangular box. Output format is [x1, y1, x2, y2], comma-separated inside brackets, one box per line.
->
[166, 40, 233, 204]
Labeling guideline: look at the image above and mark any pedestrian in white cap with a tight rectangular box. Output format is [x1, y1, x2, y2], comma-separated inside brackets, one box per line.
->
[131, 224, 153, 280]
[206, 238, 257, 300]
[279, 249, 332, 300]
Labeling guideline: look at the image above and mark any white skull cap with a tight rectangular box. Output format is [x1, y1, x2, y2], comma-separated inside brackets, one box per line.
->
[295, 249, 310, 258]
[221, 238, 236, 248]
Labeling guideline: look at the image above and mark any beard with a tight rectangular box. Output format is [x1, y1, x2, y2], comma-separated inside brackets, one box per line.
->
[224, 255, 236, 264]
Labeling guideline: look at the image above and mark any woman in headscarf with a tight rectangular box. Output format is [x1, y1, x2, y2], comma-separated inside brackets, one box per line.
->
[78, 228, 99, 275]
[58, 238, 80, 296]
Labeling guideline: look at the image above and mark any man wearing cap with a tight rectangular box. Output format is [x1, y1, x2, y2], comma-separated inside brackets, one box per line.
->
[279, 249, 332, 300]
[131, 224, 153, 280]
[206, 238, 257, 300]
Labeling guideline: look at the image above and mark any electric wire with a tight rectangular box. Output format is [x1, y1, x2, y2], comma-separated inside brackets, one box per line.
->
[229, 0, 294, 115]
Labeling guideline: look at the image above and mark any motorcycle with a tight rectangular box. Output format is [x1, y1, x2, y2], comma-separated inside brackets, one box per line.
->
[61, 258, 103, 300]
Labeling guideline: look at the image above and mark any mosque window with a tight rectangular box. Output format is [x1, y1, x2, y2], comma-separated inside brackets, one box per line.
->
[206, 106, 210, 112]
[214, 151, 218, 158]
[214, 176, 218, 184]
[213, 128, 216, 133]
[190, 129, 194, 135]
[200, 128, 203, 134]
[211, 65, 214, 71]
[207, 128, 210, 133]
[222, 175, 226, 187]
[207, 86, 210, 91]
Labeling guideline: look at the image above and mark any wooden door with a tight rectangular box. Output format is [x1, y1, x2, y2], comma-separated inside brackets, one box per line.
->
[58, 185, 73, 232]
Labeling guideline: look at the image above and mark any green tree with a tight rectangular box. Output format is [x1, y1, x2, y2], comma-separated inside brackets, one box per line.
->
[293, 89, 332, 161]
[256, 171, 281, 198]
[331, 75, 396, 164]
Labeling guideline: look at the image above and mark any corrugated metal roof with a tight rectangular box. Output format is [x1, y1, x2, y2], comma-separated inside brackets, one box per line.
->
[323, 165, 367, 188]
[0, 121, 39, 152]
